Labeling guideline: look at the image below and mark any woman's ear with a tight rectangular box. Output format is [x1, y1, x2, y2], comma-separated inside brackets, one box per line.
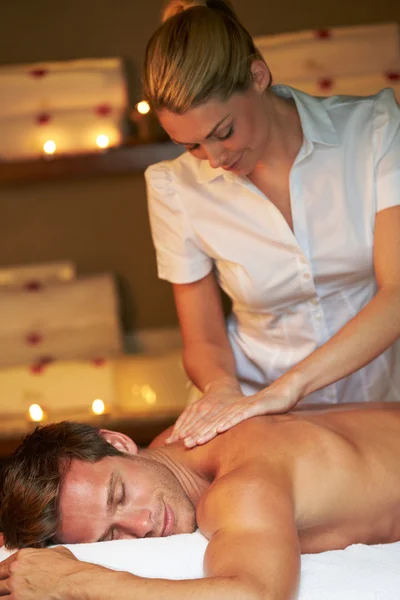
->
[250, 60, 271, 94]
[99, 430, 138, 454]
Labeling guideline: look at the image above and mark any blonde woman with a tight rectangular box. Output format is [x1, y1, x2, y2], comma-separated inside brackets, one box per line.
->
[144, 0, 400, 448]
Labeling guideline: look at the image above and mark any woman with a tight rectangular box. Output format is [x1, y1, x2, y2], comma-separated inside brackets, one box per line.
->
[143, 0, 400, 447]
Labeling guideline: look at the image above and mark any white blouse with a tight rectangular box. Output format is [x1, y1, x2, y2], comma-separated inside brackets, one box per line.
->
[145, 85, 400, 404]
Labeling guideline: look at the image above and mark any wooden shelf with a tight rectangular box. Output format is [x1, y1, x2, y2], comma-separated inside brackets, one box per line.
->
[0, 141, 184, 185]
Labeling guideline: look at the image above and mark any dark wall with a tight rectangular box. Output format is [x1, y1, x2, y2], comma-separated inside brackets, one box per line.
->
[1, 0, 399, 331]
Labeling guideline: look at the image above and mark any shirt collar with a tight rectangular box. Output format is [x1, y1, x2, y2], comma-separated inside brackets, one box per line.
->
[272, 84, 339, 147]
[195, 84, 339, 184]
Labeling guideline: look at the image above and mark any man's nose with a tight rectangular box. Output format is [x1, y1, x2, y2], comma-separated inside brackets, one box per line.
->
[119, 508, 154, 539]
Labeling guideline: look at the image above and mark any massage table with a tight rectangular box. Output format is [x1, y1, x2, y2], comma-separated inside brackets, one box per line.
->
[1, 530, 399, 599]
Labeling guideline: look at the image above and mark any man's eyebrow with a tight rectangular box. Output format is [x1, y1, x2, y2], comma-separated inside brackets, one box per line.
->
[172, 115, 230, 145]
[96, 469, 118, 542]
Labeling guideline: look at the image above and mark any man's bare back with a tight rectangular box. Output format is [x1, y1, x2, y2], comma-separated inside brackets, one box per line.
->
[154, 402, 400, 553]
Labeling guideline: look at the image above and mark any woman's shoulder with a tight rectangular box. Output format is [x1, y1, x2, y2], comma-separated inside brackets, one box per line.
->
[145, 151, 206, 189]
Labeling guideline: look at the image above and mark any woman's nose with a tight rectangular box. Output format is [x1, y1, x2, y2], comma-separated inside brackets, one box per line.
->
[205, 144, 226, 169]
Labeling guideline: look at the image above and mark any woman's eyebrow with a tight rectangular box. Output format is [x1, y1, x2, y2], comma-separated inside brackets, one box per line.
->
[172, 114, 231, 145]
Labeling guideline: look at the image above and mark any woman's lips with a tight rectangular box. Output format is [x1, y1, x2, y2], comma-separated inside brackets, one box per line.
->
[162, 502, 175, 537]
[222, 153, 243, 171]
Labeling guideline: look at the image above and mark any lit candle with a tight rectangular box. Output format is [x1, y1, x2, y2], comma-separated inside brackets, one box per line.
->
[92, 399, 106, 416]
[43, 140, 56, 155]
[28, 404, 44, 422]
[136, 101, 150, 115]
[96, 134, 110, 149]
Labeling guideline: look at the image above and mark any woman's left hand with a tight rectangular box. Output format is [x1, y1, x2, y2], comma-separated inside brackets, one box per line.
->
[168, 375, 303, 448]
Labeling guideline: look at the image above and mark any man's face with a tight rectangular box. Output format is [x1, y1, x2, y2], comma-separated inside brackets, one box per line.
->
[56, 454, 197, 544]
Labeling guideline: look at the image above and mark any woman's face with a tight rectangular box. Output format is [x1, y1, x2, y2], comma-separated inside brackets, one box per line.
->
[158, 68, 273, 176]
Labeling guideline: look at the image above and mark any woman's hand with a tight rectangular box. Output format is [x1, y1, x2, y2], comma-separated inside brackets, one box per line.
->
[167, 373, 304, 448]
[167, 378, 245, 447]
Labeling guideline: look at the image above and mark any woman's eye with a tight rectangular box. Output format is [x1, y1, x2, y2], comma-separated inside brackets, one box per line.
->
[218, 126, 234, 140]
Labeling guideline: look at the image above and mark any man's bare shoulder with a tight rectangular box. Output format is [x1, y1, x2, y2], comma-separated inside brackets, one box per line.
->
[196, 461, 293, 539]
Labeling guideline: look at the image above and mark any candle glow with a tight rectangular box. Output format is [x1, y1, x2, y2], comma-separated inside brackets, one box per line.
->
[96, 134, 110, 149]
[92, 399, 105, 415]
[43, 140, 56, 155]
[29, 404, 44, 422]
[136, 101, 150, 115]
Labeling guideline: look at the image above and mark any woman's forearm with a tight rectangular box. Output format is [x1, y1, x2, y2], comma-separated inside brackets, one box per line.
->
[283, 286, 400, 399]
[182, 340, 241, 394]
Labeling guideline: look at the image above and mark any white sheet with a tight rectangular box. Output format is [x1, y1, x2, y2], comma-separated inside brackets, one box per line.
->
[1, 532, 400, 598]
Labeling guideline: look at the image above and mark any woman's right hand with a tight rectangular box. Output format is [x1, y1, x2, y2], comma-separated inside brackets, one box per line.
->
[166, 378, 245, 447]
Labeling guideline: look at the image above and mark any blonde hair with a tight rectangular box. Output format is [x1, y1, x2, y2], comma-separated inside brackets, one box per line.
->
[143, 0, 265, 113]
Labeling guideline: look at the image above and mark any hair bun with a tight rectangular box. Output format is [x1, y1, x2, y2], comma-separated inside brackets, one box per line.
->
[162, 0, 235, 22]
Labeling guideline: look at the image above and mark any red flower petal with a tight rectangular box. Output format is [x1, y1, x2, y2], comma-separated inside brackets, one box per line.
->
[26, 333, 43, 346]
[314, 29, 332, 39]
[385, 71, 400, 82]
[30, 356, 54, 375]
[25, 280, 43, 291]
[95, 104, 112, 117]
[92, 357, 106, 367]
[317, 77, 334, 90]
[29, 68, 48, 79]
[36, 113, 51, 125]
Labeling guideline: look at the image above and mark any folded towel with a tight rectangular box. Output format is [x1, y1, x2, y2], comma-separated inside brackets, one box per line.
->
[1, 533, 400, 597]
[0, 273, 122, 368]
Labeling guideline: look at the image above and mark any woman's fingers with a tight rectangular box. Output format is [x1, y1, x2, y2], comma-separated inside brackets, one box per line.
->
[168, 402, 216, 442]
[181, 403, 245, 445]
[167, 409, 195, 442]
[183, 398, 269, 445]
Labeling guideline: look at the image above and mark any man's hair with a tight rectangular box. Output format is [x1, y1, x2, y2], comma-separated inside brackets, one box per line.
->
[0, 421, 124, 549]
[143, 0, 266, 113]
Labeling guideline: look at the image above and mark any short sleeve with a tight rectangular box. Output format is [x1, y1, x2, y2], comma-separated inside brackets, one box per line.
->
[145, 163, 213, 284]
[374, 88, 400, 213]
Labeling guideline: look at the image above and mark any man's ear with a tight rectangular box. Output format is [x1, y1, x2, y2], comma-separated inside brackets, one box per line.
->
[250, 59, 271, 94]
[99, 430, 138, 455]
[0, 533, 4, 547]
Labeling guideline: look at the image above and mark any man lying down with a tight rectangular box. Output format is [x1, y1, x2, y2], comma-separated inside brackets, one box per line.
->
[1, 401, 400, 600]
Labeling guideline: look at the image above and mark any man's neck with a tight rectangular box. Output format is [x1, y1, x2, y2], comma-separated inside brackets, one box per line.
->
[139, 447, 212, 508]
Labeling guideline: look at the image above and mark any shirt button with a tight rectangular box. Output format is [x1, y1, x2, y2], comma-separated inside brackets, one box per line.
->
[303, 273, 311, 280]
[315, 313, 322, 321]
[299, 257, 307, 264]
[311, 298, 319, 305]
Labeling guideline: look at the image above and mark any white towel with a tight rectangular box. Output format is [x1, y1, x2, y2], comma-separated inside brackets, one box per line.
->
[1, 533, 400, 597]
[0, 273, 122, 368]
[255, 22, 400, 101]
[0, 57, 127, 159]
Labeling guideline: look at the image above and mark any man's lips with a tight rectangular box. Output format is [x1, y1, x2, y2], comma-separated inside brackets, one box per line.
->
[161, 502, 175, 537]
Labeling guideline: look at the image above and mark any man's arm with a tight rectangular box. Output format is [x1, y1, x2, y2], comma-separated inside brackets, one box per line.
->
[200, 467, 300, 600]
[0, 547, 288, 600]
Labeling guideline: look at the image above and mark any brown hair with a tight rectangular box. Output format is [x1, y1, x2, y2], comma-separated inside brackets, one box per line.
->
[143, 0, 265, 113]
[0, 422, 124, 549]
